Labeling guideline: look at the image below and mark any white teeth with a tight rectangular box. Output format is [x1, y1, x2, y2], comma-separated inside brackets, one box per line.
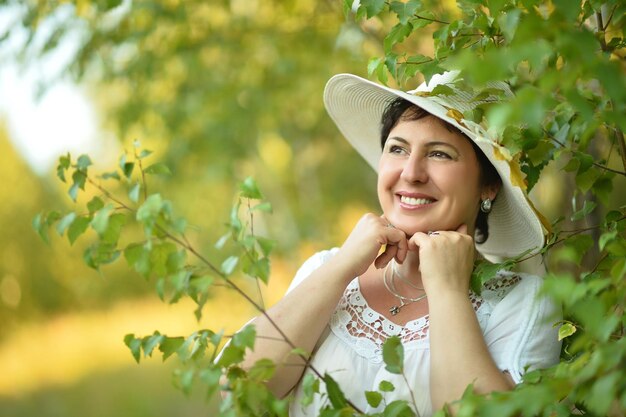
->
[400, 196, 434, 206]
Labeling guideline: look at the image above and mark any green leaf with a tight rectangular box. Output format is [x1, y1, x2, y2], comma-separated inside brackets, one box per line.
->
[142, 332, 164, 357]
[101, 171, 121, 180]
[101, 213, 127, 245]
[256, 236, 275, 257]
[221, 255, 239, 276]
[432, 84, 455, 97]
[383, 400, 415, 417]
[587, 372, 621, 415]
[365, 391, 383, 408]
[56, 212, 76, 236]
[382, 336, 404, 374]
[150, 242, 177, 277]
[557, 322, 577, 341]
[570, 200, 596, 221]
[33, 213, 50, 244]
[56, 153, 70, 182]
[138, 149, 153, 159]
[91, 204, 114, 236]
[252, 201, 273, 213]
[384, 22, 413, 53]
[119, 154, 134, 178]
[245, 257, 270, 283]
[87, 196, 104, 214]
[232, 324, 256, 350]
[144, 162, 172, 176]
[249, 358, 276, 381]
[136, 194, 164, 226]
[68, 175, 83, 201]
[599, 230, 618, 251]
[124, 243, 151, 276]
[216, 344, 245, 367]
[239, 177, 263, 199]
[83, 243, 120, 269]
[300, 374, 320, 406]
[158, 336, 185, 361]
[76, 154, 92, 170]
[368, 56, 384, 77]
[128, 182, 141, 203]
[390, 0, 420, 25]
[199, 366, 222, 398]
[124, 334, 142, 363]
[67, 216, 91, 245]
[497, 8, 521, 42]
[215, 232, 230, 249]
[379, 380, 395, 392]
[361, 0, 385, 18]
[323, 373, 348, 409]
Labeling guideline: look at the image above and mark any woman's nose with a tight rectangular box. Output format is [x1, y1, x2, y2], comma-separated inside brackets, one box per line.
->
[400, 154, 428, 183]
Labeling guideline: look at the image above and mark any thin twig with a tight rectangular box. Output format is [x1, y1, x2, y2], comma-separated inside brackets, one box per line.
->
[414, 14, 449, 25]
[135, 150, 148, 201]
[544, 131, 626, 177]
[514, 215, 626, 264]
[247, 199, 265, 310]
[87, 178, 133, 210]
[596, 12, 608, 52]
[402, 370, 421, 417]
[615, 128, 626, 174]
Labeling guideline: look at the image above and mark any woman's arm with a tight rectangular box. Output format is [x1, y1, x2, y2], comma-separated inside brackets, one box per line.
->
[410, 225, 514, 412]
[239, 254, 355, 398]
[428, 291, 514, 411]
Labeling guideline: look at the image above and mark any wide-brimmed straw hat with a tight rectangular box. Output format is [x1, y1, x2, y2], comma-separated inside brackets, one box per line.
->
[323, 72, 547, 260]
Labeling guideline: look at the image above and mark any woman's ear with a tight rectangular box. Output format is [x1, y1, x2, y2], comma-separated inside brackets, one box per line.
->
[481, 182, 500, 202]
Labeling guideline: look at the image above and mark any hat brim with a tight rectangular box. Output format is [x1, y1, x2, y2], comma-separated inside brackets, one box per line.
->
[323, 73, 545, 259]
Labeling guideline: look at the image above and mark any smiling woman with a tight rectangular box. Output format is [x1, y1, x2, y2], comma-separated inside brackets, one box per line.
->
[226, 71, 562, 416]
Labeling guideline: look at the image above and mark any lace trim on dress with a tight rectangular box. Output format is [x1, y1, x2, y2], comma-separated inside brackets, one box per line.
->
[329, 272, 522, 363]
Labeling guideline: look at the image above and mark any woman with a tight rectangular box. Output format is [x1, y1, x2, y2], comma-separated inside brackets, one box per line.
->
[238, 72, 561, 416]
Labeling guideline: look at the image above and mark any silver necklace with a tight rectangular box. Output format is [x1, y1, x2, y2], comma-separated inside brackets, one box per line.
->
[383, 263, 427, 316]
[391, 259, 425, 291]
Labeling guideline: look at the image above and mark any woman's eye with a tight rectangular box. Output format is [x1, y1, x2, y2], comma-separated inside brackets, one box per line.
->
[389, 145, 406, 154]
[429, 150, 451, 159]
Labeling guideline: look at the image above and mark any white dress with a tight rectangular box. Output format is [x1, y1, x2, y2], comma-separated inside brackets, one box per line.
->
[287, 249, 562, 417]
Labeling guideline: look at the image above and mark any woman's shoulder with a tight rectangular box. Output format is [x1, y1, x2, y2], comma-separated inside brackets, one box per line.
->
[479, 270, 544, 307]
[286, 248, 340, 294]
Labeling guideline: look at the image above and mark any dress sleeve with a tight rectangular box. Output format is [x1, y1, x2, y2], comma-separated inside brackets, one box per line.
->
[286, 248, 339, 294]
[481, 273, 562, 384]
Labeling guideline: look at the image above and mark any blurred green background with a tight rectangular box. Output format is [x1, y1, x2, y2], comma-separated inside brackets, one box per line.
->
[0, 0, 624, 416]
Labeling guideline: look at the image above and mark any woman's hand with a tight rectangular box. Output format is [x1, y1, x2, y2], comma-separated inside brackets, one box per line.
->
[336, 213, 409, 280]
[408, 223, 475, 295]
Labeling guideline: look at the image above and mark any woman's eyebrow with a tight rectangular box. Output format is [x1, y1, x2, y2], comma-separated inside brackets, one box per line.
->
[387, 136, 410, 145]
[425, 141, 460, 152]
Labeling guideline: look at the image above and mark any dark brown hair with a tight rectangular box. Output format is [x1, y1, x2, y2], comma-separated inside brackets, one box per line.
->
[380, 97, 501, 243]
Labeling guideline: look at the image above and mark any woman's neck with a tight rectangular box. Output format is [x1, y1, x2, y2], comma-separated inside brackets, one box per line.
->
[393, 250, 423, 289]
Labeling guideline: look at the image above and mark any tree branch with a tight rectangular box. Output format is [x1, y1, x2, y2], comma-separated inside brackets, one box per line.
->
[596, 11, 608, 52]
[615, 127, 626, 174]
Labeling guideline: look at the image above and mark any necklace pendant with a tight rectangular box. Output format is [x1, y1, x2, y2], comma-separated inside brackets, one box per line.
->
[390, 305, 400, 316]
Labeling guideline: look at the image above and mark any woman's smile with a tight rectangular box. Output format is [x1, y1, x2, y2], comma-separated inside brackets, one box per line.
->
[378, 115, 485, 235]
[397, 192, 437, 209]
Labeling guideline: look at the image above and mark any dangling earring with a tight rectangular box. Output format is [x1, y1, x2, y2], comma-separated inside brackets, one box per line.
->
[480, 198, 492, 213]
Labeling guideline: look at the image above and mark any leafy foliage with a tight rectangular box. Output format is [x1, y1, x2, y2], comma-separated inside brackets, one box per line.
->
[349, 0, 626, 416]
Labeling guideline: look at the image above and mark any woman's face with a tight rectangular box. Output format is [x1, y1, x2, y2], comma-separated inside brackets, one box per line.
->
[377, 115, 491, 237]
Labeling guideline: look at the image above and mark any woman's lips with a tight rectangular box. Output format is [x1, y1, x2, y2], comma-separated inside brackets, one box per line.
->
[396, 192, 437, 209]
